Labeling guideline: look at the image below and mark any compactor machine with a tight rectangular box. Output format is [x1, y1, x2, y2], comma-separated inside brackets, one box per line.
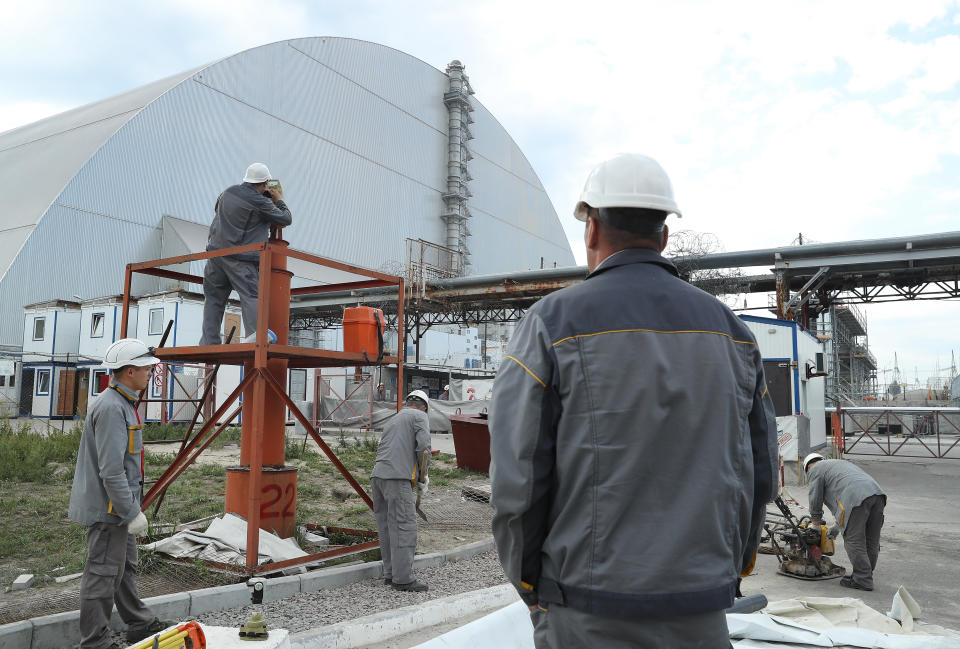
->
[764, 496, 846, 580]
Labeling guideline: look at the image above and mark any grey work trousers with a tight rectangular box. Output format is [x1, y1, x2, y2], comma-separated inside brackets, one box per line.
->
[531, 604, 731, 649]
[371, 477, 418, 585]
[200, 256, 260, 345]
[79, 522, 155, 649]
[843, 493, 886, 589]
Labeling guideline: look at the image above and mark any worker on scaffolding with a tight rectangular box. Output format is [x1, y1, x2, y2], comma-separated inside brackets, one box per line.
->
[371, 389, 432, 592]
[68, 338, 169, 648]
[803, 453, 886, 591]
[489, 153, 778, 649]
[199, 162, 292, 346]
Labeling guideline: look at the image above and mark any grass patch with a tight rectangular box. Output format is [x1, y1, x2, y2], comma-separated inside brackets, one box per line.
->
[0, 419, 82, 482]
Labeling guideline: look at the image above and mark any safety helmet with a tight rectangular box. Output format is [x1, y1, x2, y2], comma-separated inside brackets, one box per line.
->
[803, 453, 824, 471]
[406, 389, 430, 410]
[573, 153, 681, 221]
[243, 162, 273, 184]
[443, 384, 450, 391]
[102, 338, 160, 369]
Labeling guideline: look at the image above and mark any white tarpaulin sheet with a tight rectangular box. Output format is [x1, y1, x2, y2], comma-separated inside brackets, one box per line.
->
[414, 592, 960, 649]
[141, 513, 308, 574]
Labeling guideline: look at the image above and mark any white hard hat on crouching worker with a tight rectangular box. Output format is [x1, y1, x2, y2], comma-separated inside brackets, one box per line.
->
[407, 390, 430, 410]
[573, 153, 682, 221]
[803, 453, 824, 471]
[101, 338, 160, 369]
[243, 162, 273, 184]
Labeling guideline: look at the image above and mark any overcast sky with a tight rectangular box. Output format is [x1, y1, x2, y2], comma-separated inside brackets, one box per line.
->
[2, 0, 959, 387]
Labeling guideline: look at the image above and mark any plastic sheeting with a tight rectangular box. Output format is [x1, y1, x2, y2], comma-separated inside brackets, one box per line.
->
[140, 513, 309, 575]
[412, 593, 960, 649]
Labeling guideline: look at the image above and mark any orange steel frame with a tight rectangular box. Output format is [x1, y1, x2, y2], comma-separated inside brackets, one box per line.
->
[121, 235, 405, 573]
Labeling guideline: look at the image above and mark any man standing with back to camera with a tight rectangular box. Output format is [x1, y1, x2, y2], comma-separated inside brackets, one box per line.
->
[490, 153, 779, 648]
[199, 162, 292, 346]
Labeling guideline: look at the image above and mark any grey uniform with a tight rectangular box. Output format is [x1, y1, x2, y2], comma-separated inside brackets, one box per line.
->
[68, 381, 156, 649]
[371, 407, 431, 585]
[200, 182, 292, 345]
[807, 459, 886, 589]
[490, 249, 778, 649]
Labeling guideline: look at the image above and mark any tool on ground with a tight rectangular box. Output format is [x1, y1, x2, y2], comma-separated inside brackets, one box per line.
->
[764, 496, 845, 580]
[726, 594, 768, 614]
[128, 621, 205, 649]
[239, 612, 269, 640]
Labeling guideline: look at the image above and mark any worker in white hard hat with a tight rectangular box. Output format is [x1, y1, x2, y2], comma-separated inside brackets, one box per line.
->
[438, 384, 450, 400]
[370, 389, 432, 592]
[199, 162, 292, 346]
[68, 339, 170, 648]
[803, 453, 886, 591]
[490, 154, 779, 649]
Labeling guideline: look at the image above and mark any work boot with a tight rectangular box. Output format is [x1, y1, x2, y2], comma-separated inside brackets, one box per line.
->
[126, 618, 172, 643]
[839, 576, 872, 591]
[392, 580, 428, 592]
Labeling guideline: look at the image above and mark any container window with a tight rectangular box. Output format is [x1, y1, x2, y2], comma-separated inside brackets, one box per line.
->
[92, 370, 108, 395]
[36, 369, 51, 395]
[91, 312, 105, 338]
[33, 317, 46, 340]
[148, 308, 164, 335]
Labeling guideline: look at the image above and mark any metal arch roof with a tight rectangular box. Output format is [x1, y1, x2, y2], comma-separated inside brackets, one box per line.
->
[0, 65, 207, 281]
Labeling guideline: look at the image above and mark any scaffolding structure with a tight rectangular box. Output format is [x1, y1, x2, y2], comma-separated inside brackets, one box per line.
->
[119, 230, 405, 572]
[815, 303, 877, 403]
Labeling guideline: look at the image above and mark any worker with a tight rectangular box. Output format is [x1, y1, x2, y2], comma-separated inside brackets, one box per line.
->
[438, 384, 450, 400]
[804, 453, 886, 591]
[376, 383, 386, 401]
[371, 389, 432, 592]
[199, 162, 292, 346]
[68, 338, 169, 648]
[489, 153, 778, 649]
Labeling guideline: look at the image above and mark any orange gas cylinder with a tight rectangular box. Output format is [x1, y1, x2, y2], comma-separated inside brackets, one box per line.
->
[343, 307, 385, 360]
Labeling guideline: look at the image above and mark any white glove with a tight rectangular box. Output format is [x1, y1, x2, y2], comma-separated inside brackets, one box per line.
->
[828, 524, 841, 540]
[417, 476, 429, 495]
[127, 512, 149, 536]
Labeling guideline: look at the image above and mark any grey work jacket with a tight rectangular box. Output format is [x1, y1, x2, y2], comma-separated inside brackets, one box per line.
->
[807, 459, 885, 529]
[371, 407, 431, 482]
[489, 248, 779, 619]
[68, 381, 144, 526]
[207, 183, 293, 262]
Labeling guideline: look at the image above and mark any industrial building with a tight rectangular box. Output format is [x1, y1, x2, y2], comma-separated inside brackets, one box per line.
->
[0, 37, 574, 416]
[0, 36, 574, 351]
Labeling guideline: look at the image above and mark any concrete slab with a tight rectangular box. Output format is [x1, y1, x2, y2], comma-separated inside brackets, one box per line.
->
[443, 539, 494, 562]
[11, 575, 34, 591]
[30, 611, 80, 649]
[0, 620, 33, 649]
[300, 562, 382, 593]
[189, 583, 250, 617]
[53, 573, 82, 584]
[262, 574, 302, 603]
[412, 553, 445, 571]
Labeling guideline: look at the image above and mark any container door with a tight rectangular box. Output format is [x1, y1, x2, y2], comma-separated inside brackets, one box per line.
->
[57, 369, 77, 416]
[75, 369, 90, 415]
[19, 369, 34, 416]
[762, 360, 793, 417]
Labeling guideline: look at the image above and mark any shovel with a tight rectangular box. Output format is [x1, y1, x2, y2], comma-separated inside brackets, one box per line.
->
[415, 489, 428, 522]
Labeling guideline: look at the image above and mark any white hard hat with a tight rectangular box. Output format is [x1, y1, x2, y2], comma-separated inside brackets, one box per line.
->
[407, 389, 430, 410]
[243, 162, 273, 184]
[574, 153, 681, 221]
[102, 338, 160, 369]
[444, 384, 450, 391]
[803, 453, 824, 471]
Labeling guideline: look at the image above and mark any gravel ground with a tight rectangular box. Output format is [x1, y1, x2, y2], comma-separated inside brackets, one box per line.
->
[104, 549, 507, 644]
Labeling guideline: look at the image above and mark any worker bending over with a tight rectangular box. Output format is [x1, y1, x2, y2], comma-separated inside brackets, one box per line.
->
[68, 339, 169, 648]
[490, 153, 778, 649]
[200, 162, 292, 345]
[371, 390, 432, 592]
[804, 453, 886, 591]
